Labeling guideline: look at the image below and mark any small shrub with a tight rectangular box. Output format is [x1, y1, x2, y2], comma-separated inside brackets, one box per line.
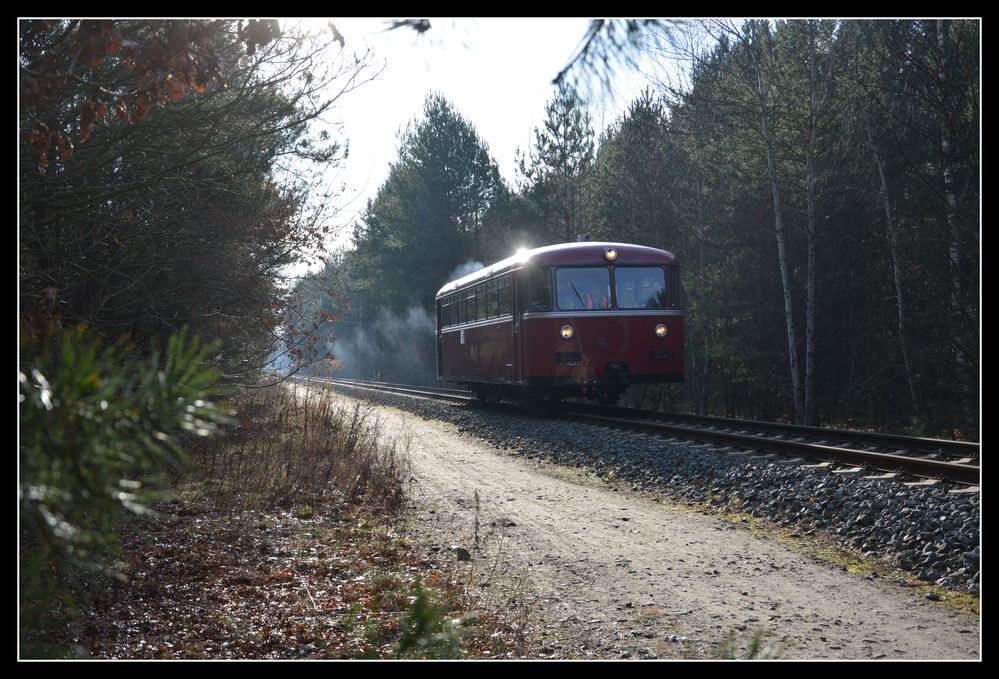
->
[19, 324, 230, 655]
[396, 581, 465, 659]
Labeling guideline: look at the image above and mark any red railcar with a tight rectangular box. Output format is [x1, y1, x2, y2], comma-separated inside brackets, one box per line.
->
[435, 242, 683, 404]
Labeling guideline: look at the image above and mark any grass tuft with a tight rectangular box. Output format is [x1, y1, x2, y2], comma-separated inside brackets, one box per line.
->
[193, 384, 409, 519]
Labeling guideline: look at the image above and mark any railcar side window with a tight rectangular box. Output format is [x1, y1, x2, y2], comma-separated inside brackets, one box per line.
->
[615, 267, 667, 310]
[497, 275, 511, 315]
[465, 289, 476, 323]
[476, 284, 487, 321]
[556, 267, 611, 310]
[524, 268, 552, 312]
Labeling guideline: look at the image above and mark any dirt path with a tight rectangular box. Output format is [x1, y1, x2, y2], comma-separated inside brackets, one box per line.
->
[345, 397, 980, 660]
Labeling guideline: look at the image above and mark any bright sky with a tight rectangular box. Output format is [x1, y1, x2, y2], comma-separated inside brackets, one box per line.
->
[290, 18, 654, 251]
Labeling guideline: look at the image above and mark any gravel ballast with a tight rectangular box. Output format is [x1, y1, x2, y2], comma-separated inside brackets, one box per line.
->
[323, 383, 980, 596]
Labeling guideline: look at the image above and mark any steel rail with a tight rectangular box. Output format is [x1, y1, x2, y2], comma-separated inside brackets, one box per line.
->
[312, 377, 980, 486]
[563, 403, 979, 460]
[555, 410, 980, 486]
[314, 377, 473, 402]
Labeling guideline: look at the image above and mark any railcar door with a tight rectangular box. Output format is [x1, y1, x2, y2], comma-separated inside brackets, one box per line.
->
[509, 272, 522, 384]
[435, 298, 443, 380]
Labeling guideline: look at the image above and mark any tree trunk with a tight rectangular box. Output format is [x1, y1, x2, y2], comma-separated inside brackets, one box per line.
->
[803, 25, 819, 426]
[749, 22, 804, 423]
[936, 20, 975, 437]
[868, 125, 922, 424]
[936, 21, 962, 321]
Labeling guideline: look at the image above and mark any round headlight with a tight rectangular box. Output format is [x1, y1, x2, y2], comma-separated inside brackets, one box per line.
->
[655, 323, 668, 338]
[604, 247, 619, 262]
[560, 324, 575, 340]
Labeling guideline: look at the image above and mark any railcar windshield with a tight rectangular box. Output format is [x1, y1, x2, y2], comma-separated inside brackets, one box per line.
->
[615, 267, 668, 309]
[556, 267, 611, 310]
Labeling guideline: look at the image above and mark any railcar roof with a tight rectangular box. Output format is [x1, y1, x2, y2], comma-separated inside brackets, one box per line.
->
[435, 242, 678, 298]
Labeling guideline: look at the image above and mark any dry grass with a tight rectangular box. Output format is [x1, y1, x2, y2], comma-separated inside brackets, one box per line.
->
[24, 380, 538, 659]
[193, 383, 409, 519]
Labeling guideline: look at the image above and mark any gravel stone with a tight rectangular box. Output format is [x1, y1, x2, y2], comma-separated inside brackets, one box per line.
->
[327, 384, 981, 594]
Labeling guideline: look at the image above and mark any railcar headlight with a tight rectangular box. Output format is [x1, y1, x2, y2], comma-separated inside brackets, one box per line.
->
[560, 324, 575, 340]
[655, 323, 668, 338]
[603, 247, 619, 262]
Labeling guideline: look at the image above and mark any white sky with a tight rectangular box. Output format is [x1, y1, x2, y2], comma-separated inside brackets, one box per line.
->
[290, 18, 655, 251]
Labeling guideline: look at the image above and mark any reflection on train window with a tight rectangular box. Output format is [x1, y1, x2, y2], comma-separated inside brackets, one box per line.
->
[524, 268, 552, 312]
[556, 267, 610, 310]
[615, 267, 667, 309]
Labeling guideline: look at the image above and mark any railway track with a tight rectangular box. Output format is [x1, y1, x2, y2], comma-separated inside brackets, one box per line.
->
[312, 377, 980, 487]
[316, 378, 473, 403]
[557, 406, 980, 487]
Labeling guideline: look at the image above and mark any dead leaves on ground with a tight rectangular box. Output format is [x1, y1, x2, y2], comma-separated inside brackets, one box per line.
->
[78, 500, 520, 659]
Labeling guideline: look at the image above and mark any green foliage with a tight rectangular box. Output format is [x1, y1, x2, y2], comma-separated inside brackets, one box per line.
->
[19, 324, 231, 651]
[645, 19, 980, 433]
[396, 580, 464, 659]
[20, 20, 369, 378]
[517, 83, 595, 243]
[588, 90, 680, 248]
[353, 94, 510, 313]
[323, 20, 977, 434]
[339, 94, 513, 383]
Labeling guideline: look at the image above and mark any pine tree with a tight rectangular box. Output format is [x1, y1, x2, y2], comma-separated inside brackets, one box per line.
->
[517, 84, 595, 243]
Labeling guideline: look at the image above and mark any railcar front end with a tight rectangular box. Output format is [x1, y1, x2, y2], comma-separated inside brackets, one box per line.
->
[435, 242, 684, 404]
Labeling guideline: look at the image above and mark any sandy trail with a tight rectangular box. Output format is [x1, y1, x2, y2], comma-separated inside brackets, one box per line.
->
[336, 393, 980, 660]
